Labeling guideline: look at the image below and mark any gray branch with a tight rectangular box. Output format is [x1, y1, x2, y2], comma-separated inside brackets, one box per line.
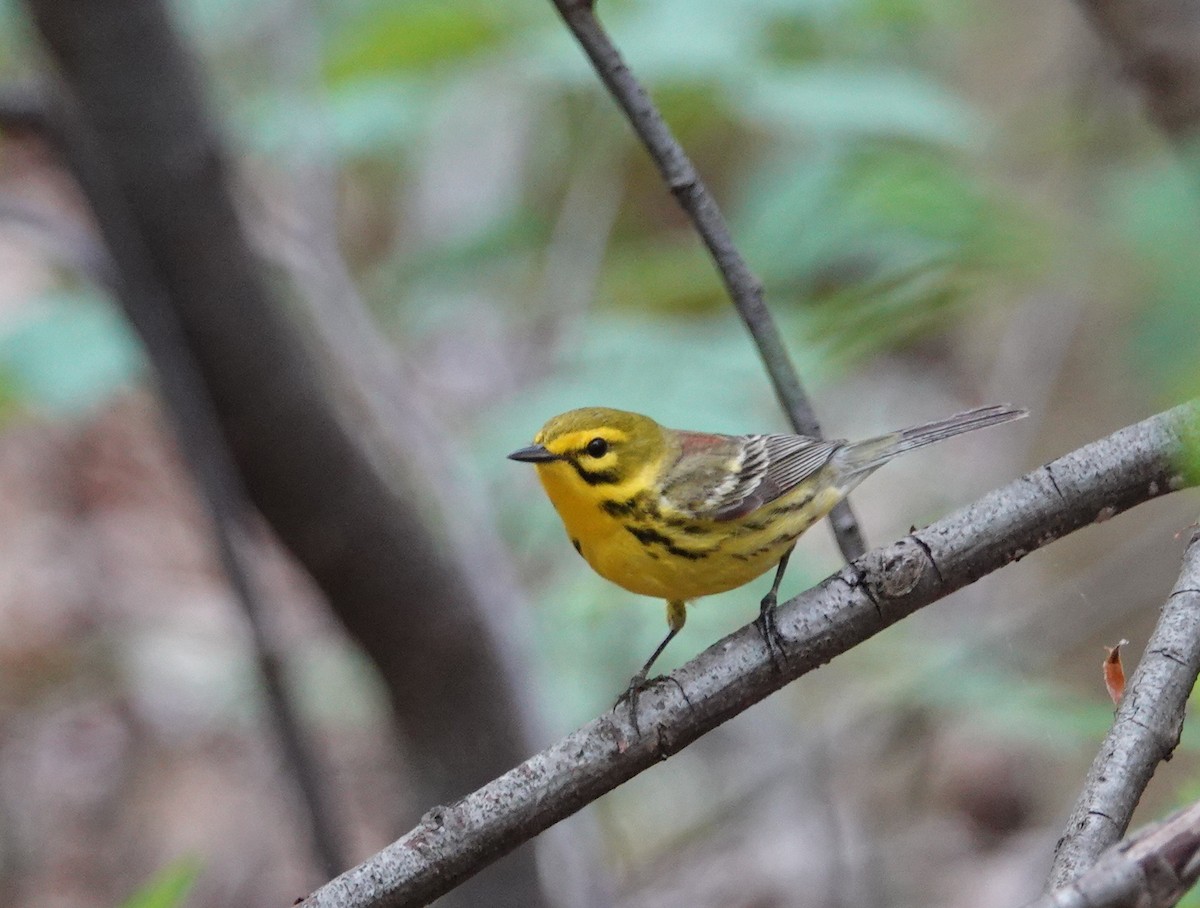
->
[298, 401, 1200, 908]
[1025, 797, 1200, 908]
[1049, 526, 1200, 886]
[546, 0, 866, 561]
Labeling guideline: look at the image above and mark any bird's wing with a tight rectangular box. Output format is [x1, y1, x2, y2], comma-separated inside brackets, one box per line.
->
[660, 430, 840, 521]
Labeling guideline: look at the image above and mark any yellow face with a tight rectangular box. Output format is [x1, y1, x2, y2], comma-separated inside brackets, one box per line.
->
[510, 406, 666, 488]
[509, 407, 667, 552]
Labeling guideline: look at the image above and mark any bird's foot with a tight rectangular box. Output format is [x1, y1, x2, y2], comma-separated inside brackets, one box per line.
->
[614, 670, 652, 734]
[614, 671, 686, 734]
[756, 592, 788, 671]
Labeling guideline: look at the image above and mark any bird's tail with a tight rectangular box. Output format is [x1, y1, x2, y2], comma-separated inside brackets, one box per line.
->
[837, 404, 1027, 479]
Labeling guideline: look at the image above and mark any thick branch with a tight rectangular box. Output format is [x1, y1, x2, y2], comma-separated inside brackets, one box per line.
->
[299, 402, 1200, 908]
[1049, 526, 1200, 886]
[1026, 798, 1200, 908]
[18, 3, 545, 901]
[547, 0, 866, 561]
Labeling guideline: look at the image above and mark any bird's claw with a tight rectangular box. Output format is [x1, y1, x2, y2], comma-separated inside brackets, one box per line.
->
[756, 593, 787, 671]
[615, 671, 688, 734]
[615, 670, 653, 733]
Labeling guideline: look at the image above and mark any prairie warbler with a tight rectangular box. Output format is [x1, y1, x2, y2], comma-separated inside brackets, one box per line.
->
[509, 404, 1025, 700]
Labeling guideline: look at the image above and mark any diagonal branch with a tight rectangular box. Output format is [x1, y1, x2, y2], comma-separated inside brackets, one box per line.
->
[1026, 797, 1200, 908]
[298, 401, 1200, 908]
[1048, 524, 1200, 887]
[546, 0, 866, 561]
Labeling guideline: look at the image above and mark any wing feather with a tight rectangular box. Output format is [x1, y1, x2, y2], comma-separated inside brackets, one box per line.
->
[661, 431, 839, 521]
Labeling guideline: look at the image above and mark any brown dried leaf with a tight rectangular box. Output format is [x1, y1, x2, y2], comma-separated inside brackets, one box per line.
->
[1103, 639, 1130, 705]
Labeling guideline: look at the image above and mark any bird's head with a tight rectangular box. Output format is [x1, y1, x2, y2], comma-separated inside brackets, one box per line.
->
[508, 407, 667, 489]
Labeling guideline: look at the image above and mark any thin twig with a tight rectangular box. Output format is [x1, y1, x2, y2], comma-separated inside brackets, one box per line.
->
[1025, 798, 1200, 908]
[298, 401, 1200, 908]
[1048, 525, 1200, 887]
[546, 0, 866, 561]
[0, 83, 347, 879]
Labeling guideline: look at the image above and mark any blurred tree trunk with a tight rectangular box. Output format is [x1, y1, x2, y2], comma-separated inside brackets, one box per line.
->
[20, 0, 547, 904]
[1077, 0, 1200, 139]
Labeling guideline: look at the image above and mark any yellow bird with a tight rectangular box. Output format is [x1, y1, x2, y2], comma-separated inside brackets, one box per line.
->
[509, 404, 1025, 698]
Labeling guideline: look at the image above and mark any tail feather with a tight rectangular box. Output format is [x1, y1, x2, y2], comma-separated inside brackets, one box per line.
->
[839, 404, 1027, 477]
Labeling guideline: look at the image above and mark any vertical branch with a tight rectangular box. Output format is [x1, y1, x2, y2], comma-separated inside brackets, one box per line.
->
[546, 0, 866, 561]
[1048, 525, 1200, 888]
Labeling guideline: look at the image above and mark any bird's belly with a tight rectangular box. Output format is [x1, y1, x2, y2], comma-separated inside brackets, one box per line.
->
[579, 486, 843, 601]
[585, 532, 774, 601]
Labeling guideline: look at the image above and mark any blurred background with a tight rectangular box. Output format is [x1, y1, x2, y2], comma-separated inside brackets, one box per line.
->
[1, 0, 1199, 906]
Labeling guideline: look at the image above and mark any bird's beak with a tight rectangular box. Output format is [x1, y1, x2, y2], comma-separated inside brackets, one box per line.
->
[507, 444, 561, 463]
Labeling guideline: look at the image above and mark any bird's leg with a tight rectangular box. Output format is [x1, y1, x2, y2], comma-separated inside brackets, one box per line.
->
[617, 600, 686, 731]
[756, 546, 794, 669]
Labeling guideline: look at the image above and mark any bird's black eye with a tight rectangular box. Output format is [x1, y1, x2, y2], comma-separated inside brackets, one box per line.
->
[586, 437, 609, 458]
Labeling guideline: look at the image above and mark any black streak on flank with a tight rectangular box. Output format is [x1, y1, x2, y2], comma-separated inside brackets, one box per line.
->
[766, 490, 818, 516]
[661, 514, 707, 534]
[743, 531, 798, 559]
[571, 538, 583, 556]
[601, 496, 643, 518]
[602, 492, 662, 520]
[624, 524, 710, 561]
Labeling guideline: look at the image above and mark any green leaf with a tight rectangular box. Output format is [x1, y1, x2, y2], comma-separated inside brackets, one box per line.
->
[744, 67, 983, 146]
[325, 2, 507, 82]
[1105, 156, 1200, 403]
[233, 78, 426, 157]
[0, 290, 143, 414]
[119, 859, 200, 908]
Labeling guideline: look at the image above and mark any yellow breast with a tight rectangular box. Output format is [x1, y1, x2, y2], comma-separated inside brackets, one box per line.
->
[534, 459, 843, 602]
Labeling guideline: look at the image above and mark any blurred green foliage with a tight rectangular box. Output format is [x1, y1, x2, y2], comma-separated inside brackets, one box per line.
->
[118, 859, 199, 908]
[0, 289, 143, 417]
[1107, 155, 1200, 405]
